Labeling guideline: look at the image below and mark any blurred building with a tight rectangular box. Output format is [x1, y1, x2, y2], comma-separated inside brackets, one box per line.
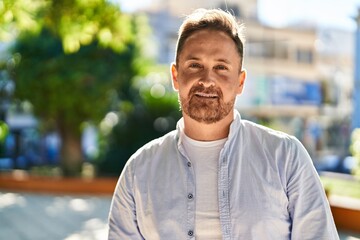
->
[146, 0, 259, 64]
[143, 0, 354, 163]
[151, 0, 258, 19]
[239, 22, 319, 117]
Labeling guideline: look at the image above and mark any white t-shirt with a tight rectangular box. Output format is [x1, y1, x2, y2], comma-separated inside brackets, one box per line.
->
[181, 132, 227, 240]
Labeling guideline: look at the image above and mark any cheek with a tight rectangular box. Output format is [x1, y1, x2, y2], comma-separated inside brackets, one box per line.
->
[176, 72, 197, 90]
[177, 84, 191, 98]
[222, 81, 241, 99]
[178, 66, 203, 81]
[183, 87, 195, 99]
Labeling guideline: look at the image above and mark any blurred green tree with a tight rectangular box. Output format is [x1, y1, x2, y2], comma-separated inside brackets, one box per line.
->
[10, 27, 139, 175]
[4, 0, 180, 176]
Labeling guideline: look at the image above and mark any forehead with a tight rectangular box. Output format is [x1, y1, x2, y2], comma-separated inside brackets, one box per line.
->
[179, 30, 240, 62]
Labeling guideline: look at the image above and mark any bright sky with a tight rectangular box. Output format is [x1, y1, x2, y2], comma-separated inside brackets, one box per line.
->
[258, 0, 360, 31]
[116, 0, 360, 31]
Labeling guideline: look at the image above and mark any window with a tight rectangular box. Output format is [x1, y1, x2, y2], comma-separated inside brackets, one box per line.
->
[296, 49, 313, 64]
[247, 39, 288, 60]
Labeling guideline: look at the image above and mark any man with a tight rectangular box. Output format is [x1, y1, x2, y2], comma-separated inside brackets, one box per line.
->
[108, 8, 339, 240]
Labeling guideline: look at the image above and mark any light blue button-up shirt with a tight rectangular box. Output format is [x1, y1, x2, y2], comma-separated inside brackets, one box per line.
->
[108, 110, 339, 240]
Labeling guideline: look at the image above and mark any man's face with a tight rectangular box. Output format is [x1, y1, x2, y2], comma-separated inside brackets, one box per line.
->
[171, 29, 246, 124]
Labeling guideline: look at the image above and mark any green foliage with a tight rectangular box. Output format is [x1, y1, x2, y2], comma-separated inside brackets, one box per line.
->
[45, 0, 133, 53]
[0, 121, 9, 157]
[350, 128, 360, 178]
[0, 0, 45, 41]
[11, 28, 137, 133]
[97, 71, 181, 176]
[0, 121, 9, 142]
[1, 0, 132, 53]
[321, 176, 360, 199]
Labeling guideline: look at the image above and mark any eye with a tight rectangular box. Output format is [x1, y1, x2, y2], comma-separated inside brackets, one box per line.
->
[214, 65, 228, 70]
[189, 62, 202, 69]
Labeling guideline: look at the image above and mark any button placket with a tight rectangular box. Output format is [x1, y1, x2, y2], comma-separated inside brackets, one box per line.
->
[187, 193, 193, 200]
[218, 154, 231, 239]
[186, 157, 195, 240]
[178, 144, 195, 240]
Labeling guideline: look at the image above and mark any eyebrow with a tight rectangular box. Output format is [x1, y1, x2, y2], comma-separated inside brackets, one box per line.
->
[184, 55, 232, 64]
[184, 55, 200, 61]
[215, 58, 231, 64]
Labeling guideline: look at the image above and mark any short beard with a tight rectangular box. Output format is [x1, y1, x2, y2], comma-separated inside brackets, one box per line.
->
[179, 85, 234, 124]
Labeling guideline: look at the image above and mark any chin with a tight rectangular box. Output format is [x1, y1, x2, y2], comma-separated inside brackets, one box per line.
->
[187, 111, 231, 124]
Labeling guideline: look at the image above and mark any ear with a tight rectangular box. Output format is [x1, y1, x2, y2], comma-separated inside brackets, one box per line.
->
[171, 63, 179, 91]
[236, 69, 247, 95]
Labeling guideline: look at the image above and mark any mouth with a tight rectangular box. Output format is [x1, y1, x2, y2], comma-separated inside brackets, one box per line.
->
[194, 92, 218, 98]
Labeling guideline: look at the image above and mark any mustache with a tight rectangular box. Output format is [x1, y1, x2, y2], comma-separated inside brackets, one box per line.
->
[188, 84, 223, 98]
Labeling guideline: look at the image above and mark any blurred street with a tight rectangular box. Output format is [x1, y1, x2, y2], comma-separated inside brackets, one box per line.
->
[0, 191, 359, 240]
[0, 191, 111, 240]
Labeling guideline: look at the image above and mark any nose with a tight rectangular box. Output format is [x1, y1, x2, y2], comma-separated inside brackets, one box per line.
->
[198, 69, 215, 88]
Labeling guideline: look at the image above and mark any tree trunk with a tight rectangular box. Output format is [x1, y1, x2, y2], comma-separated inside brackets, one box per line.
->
[59, 126, 83, 176]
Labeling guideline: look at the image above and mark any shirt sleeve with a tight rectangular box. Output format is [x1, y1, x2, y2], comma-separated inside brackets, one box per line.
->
[286, 137, 339, 240]
[108, 161, 144, 240]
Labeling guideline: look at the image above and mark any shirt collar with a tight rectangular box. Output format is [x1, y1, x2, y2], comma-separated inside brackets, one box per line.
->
[176, 110, 242, 147]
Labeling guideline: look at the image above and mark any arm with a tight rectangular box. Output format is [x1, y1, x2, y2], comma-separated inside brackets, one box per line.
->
[286, 138, 339, 240]
[108, 162, 144, 240]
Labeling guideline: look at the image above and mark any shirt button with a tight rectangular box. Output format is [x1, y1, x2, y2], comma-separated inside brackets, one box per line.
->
[187, 162, 191, 167]
[187, 193, 193, 199]
[188, 230, 194, 236]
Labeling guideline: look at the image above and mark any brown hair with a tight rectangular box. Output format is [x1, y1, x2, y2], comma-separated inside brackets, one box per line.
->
[175, 8, 245, 67]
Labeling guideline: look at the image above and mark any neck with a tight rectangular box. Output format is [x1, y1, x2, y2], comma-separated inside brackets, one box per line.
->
[182, 111, 234, 141]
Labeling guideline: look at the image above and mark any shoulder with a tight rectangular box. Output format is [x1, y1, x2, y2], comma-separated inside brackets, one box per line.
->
[238, 119, 310, 164]
[239, 120, 314, 180]
[125, 130, 178, 168]
[240, 119, 295, 144]
[241, 120, 313, 167]
[134, 130, 177, 155]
